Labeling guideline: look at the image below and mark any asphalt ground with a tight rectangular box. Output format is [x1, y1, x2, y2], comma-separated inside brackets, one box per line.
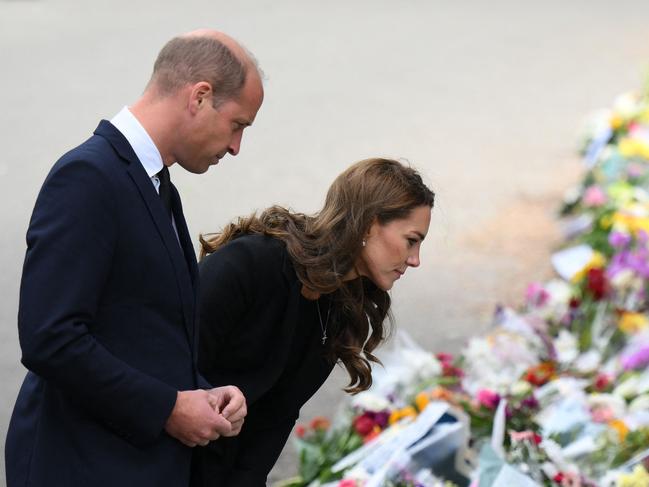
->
[1, 1, 649, 484]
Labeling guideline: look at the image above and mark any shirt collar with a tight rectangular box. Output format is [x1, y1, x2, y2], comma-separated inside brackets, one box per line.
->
[110, 106, 164, 177]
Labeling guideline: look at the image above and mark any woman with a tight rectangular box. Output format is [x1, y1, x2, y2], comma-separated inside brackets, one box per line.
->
[196, 157, 435, 485]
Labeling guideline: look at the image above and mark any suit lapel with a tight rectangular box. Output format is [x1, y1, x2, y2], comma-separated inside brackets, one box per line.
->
[170, 184, 201, 353]
[94, 121, 196, 345]
[171, 185, 199, 290]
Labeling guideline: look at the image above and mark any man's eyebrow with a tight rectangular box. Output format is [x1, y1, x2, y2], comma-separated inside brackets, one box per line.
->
[415, 231, 426, 240]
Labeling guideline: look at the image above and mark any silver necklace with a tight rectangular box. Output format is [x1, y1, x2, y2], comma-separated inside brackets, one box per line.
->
[316, 298, 331, 345]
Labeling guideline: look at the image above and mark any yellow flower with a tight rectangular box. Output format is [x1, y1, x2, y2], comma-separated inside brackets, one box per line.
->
[619, 137, 649, 160]
[388, 406, 417, 425]
[415, 392, 431, 412]
[619, 312, 649, 334]
[610, 114, 624, 130]
[608, 419, 629, 442]
[611, 212, 649, 236]
[599, 213, 614, 230]
[618, 465, 649, 487]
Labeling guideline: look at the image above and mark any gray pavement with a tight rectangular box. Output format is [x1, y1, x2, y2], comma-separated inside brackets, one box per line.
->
[2, 1, 649, 485]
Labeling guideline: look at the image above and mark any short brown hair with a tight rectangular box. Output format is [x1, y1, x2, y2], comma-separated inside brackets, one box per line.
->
[150, 36, 247, 106]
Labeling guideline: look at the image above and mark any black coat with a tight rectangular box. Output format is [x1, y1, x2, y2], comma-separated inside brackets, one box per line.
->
[197, 234, 334, 486]
[6, 121, 202, 487]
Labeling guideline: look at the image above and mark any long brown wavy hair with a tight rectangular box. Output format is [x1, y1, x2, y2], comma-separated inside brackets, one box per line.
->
[199, 158, 435, 393]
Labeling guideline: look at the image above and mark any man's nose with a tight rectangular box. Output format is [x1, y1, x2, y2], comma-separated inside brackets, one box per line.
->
[228, 132, 243, 156]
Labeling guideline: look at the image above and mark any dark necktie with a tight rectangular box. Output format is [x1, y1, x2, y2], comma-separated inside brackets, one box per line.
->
[157, 166, 173, 219]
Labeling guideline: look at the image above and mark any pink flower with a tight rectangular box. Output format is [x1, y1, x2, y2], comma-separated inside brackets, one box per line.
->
[583, 185, 607, 207]
[509, 430, 539, 443]
[525, 282, 550, 307]
[339, 480, 358, 487]
[591, 406, 615, 423]
[477, 389, 501, 409]
[436, 352, 454, 364]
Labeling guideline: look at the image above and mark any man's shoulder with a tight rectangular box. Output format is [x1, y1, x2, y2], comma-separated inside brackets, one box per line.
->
[57, 125, 120, 169]
[45, 123, 127, 187]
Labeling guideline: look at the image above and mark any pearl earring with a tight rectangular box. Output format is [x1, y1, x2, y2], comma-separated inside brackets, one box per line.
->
[362, 239, 367, 247]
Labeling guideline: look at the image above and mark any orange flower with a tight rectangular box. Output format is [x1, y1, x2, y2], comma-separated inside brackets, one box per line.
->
[525, 362, 556, 386]
[363, 425, 382, 444]
[388, 406, 417, 425]
[430, 387, 456, 403]
[415, 392, 431, 412]
[309, 416, 330, 431]
[608, 419, 629, 442]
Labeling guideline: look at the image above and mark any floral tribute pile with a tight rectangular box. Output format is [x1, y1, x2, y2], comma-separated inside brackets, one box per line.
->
[278, 83, 649, 487]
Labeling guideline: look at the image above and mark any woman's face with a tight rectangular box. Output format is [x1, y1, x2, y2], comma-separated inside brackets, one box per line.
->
[356, 205, 432, 291]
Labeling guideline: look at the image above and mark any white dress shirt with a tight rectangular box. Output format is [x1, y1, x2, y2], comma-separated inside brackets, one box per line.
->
[111, 107, 179, 239]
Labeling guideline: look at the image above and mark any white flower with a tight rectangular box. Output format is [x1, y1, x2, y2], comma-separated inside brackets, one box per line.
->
[613, 374, 641, 399]
[613, 92, 639, 119]
[554, 330, 579, 364]
[351, 391, 391, 412]
[510, 380, 533, 397]
[629, 393, 649, 413]
[575, 349, 602, 374]
[610, 269, 640, 291]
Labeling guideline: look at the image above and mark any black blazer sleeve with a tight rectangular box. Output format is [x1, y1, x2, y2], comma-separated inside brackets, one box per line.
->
[198, 235, 293, 385]
[198, 235, 301, 484]
[18, 159, 177, 445]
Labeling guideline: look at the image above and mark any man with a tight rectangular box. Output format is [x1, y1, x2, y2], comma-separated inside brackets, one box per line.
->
[5, 29, 264, 487]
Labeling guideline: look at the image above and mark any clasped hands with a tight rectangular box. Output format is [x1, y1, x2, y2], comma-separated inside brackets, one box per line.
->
[164, 385, 247, 447]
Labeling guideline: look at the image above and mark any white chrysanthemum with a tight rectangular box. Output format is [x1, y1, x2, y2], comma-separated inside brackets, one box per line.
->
[351, 391, 392, 412]
[554, 330, 579, 364]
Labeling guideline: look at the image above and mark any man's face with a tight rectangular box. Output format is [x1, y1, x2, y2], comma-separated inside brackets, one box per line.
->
[176, 74, 264, 174]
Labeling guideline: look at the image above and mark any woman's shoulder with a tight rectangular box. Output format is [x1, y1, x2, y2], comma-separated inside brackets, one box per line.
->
[200, 234, 293, 281]
[211, 233, 287, 260]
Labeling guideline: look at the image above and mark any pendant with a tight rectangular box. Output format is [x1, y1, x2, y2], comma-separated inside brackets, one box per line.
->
[321, 333, 327, 345]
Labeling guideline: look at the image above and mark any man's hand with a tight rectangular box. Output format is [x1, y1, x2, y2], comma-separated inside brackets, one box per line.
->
[164, 390, 232, 447]
[207, 385, 247, 437]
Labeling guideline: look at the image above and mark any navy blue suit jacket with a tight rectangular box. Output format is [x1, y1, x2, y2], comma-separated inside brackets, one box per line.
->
[6, 121, 203, 487]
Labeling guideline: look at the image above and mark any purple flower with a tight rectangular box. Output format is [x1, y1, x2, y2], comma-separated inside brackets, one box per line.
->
[607, 246, 649, 280]
[373, 411, 390, 428]
[622, 345, 649, 370]
[521, 395, 540, 410]
[609, 231, 631, 249]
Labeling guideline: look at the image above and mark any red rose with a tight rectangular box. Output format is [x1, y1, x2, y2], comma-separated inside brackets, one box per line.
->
[594, 373, 611, 391]
[295, 425, 306, 438]
[586, 268, 608, 300]
[353, 413, 376, 436]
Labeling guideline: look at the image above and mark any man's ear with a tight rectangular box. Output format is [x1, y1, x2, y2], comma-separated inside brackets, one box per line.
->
[189, 81, 212, 114]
